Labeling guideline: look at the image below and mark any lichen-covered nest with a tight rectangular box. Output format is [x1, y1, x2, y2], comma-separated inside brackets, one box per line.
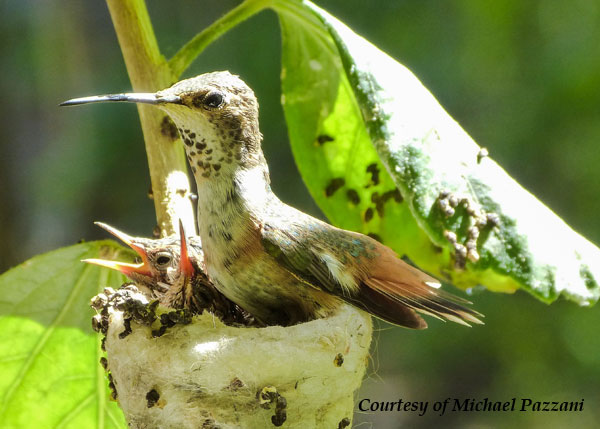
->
[99, 287, 372, 428]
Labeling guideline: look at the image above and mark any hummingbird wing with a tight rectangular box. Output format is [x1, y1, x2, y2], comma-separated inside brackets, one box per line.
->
[261, 217, 482, 329]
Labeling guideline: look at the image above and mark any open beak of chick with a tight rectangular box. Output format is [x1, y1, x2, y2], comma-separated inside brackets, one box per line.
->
[83, 222, 153, 278]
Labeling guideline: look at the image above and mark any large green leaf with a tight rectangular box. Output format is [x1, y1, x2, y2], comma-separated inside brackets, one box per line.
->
[273, 0, 600, 305]
[0, 241, 128, 428]
[276, 0, 446, 274]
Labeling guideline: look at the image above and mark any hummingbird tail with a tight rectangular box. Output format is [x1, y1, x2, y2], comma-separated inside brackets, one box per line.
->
[356, 277, 484, 329]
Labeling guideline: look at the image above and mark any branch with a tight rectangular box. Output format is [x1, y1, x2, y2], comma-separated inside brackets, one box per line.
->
[105, 0, 195, 236]
[168, 0, 271, 78]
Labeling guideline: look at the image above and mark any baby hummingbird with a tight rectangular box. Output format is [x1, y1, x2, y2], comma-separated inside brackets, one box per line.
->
[85, 221, 253, 324]
[64, 71, 482, 328]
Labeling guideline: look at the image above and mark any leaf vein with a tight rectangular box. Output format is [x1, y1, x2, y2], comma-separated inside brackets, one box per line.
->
[0, 263, 96, 418]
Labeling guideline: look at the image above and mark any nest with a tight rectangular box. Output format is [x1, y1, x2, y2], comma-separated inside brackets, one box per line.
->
[91, 285, 372, 428]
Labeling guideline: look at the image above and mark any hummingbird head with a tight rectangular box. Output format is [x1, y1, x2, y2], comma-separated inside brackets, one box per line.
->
[62, 71, 264, 180]
[156, 71, 263, 179]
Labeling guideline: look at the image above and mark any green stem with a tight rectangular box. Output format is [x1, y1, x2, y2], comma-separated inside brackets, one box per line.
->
[104, 0, 273, 236]
[105, 0, 195, 237]
[168, 0, 272, 78]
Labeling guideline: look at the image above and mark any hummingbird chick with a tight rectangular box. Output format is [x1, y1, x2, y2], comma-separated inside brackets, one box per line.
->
[64, 72, 482, 328]
[85, 221, 256, 326]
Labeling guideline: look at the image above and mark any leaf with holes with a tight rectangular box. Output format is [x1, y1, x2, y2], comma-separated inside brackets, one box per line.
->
[276, 0, 444, 271]
[0, 241, 128, 428]
[273, 0, 600, 306]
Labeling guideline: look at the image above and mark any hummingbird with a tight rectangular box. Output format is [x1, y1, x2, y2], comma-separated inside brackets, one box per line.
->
[85, 221, 253, 324]
[63, 71, 482, 328]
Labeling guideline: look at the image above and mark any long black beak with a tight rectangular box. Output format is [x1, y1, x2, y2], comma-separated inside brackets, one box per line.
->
[60, 93, 181, 107]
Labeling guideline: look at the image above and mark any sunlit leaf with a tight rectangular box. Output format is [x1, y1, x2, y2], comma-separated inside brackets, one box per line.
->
[0, 241, 129, 428]
[273, 0, 600, 306]
[276, 0, 445, 271]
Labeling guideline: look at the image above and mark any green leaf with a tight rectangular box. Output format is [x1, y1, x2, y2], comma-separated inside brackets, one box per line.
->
[0, 241, 129, 428]
[275, 1, 443, 270]
[273, 0, 600, 306]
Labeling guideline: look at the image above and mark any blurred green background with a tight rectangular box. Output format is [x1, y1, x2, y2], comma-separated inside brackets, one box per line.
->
[1, 0, 599, 427]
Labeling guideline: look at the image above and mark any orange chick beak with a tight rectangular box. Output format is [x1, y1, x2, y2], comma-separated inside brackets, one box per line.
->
[178, 220, 195, 278]
[83, 222, 152, 277]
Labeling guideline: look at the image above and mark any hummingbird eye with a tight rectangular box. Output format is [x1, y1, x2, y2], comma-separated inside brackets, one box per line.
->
[155, 253, 172, 267]
[203, 91, 224, 109]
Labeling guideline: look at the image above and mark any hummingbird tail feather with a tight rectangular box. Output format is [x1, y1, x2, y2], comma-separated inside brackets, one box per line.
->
[350, 282, 428, 329]
[358, 277, 484, 328]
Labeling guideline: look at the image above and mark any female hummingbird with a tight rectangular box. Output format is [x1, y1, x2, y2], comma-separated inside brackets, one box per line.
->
[63, 72, 482, 328]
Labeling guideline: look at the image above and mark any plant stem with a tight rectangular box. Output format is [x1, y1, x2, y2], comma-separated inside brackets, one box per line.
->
[105, 0, 195, 236]
[168, 0, 272, 78]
